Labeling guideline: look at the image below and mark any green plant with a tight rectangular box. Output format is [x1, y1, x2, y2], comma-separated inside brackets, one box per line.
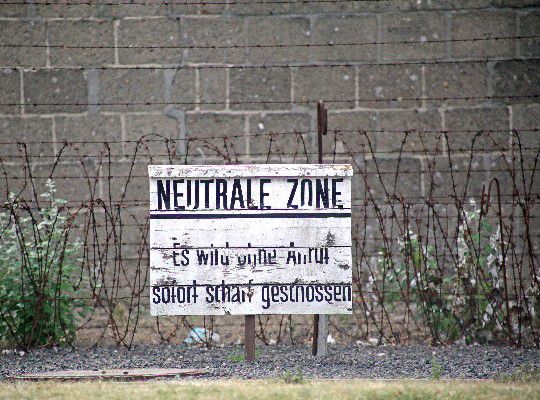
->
[227, 348, 261, 362]
[277, 367, 305, 384]
[452, 208, 507, 344]
[372, 232, 460, 345]
[227, 349, 245, 362]
[370, 203, 512, 345]
[430, 356, 443, 380]
[0, 180, 85, 349]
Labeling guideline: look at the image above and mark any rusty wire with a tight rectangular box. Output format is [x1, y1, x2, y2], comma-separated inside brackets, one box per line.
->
[0, 127, 538, 348]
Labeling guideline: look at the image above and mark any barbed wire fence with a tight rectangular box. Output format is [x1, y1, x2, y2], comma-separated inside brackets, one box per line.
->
[1, 126, 538, 348]
[0, 23, 538, 348]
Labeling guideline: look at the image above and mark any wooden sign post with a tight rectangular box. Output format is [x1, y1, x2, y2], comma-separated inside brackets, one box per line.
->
[148, 164, 353, 361]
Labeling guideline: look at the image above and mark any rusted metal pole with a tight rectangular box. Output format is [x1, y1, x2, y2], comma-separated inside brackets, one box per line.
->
[313, 100, 328, 357]
[245, 315, 256, 362]
[317, 100, 327, 164]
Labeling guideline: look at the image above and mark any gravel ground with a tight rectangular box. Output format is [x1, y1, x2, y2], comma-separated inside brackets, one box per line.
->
[0, 344, 538, 380]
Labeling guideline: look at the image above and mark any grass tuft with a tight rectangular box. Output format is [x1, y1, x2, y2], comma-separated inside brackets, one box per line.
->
[226, 348, 261, 363]
[495, 364, 540, 383]
[276, 367, 305, 384]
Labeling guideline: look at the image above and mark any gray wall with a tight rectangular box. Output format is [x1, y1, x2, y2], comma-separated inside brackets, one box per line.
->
[0, 0, 539, 345]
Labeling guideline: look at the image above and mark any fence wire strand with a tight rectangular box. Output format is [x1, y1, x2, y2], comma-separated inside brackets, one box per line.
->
[1, 128, 539, 348]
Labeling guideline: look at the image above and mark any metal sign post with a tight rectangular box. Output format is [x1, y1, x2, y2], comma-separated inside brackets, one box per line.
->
[313, 100, 328, 357]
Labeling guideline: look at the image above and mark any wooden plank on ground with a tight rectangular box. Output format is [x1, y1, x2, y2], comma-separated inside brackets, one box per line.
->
[8, 368, 208, 381]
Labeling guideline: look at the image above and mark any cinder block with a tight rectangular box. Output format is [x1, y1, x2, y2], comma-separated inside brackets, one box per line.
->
[376, 109, 443, 153]
[420, 0, 492, 9]
[102, 161, 152, 203]
[47, 20, 114, 66]
[357, 64, 422, 109]
[327, 111, 377, 155]
[0, 117, 54, 159]
[491, 0, 540, 7]
[199, 68, 227, 110]
[54, 161, 102, 203]
[484, 152, 532, 197]
[168, 2, 220, 16]
[98, 3, 170, 18]
[310, 15, 378, 62]
[180, 16, 244, 64]
[26, 160, 100, 204]
[380, 12, 447, 61]
[0, 163, 35, 201]
[294, 66, 355, 109]
[424, 62, 488, 107]
[492, 60, 540, 105]
[244, 16, 311, 64]
[0, 69, 20, 114]
[0, 3, 27, 17]
[445, 107, 510, 151]
[519, 11, 540, 57]
[0, 21, 47, 68]
[185, 113, 246, 162]
[223, 1, 297, 16]
[428, 154, 489, 199]
[170, 68, 196, 110]
[291, 0, 419, 14]
[100, 69, 165, 112]
[512, 104, 540, 149]
[229, 67, 291, 110]
[124, 113, 180, 157]
[35, 3, 100, 18]
[24, 70, 87, 114]
[55, 115, 123, 156]
[354, 155, 423, 201]
[451, 11, 515, 58]
[118, 18, 180, 64]
[247, 112, 313, 159]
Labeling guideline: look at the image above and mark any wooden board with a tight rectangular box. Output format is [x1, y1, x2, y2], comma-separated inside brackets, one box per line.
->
[8, 368, 207, 381]
[149, 164, 353, 316]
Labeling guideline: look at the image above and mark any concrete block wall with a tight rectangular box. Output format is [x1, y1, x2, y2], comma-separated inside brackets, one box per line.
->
[0, 0, 538, 344]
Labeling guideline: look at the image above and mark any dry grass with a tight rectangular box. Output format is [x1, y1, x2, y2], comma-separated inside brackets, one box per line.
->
[0, 379, 539, 400]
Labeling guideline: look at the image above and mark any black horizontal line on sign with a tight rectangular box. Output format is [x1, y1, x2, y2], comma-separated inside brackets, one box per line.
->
[150, 282, 352, 288]
[151, 245, 351, 250]
[150, 212, 352, 219]
[149, 208, 352, 212]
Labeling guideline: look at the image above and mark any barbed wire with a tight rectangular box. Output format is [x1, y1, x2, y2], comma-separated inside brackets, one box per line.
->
[2, 166, 539, 180]
[2, 34, 537, 50]
[1, 93, 537, 109]
[2, 148, 540, 161]
[0, 91, 538, 348]
[3, 56, 538, 71]
[0, 128, 537, 146]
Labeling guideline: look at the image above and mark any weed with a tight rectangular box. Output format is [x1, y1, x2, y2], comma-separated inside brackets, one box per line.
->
[0, 181, 85, 348]
[227, 348, 261, 362]
[430, 357, 444, 380]
[277, 367, 305, 384]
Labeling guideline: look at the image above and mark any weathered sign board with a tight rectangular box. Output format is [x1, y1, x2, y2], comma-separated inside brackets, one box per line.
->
[148, 164, 353, 316]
